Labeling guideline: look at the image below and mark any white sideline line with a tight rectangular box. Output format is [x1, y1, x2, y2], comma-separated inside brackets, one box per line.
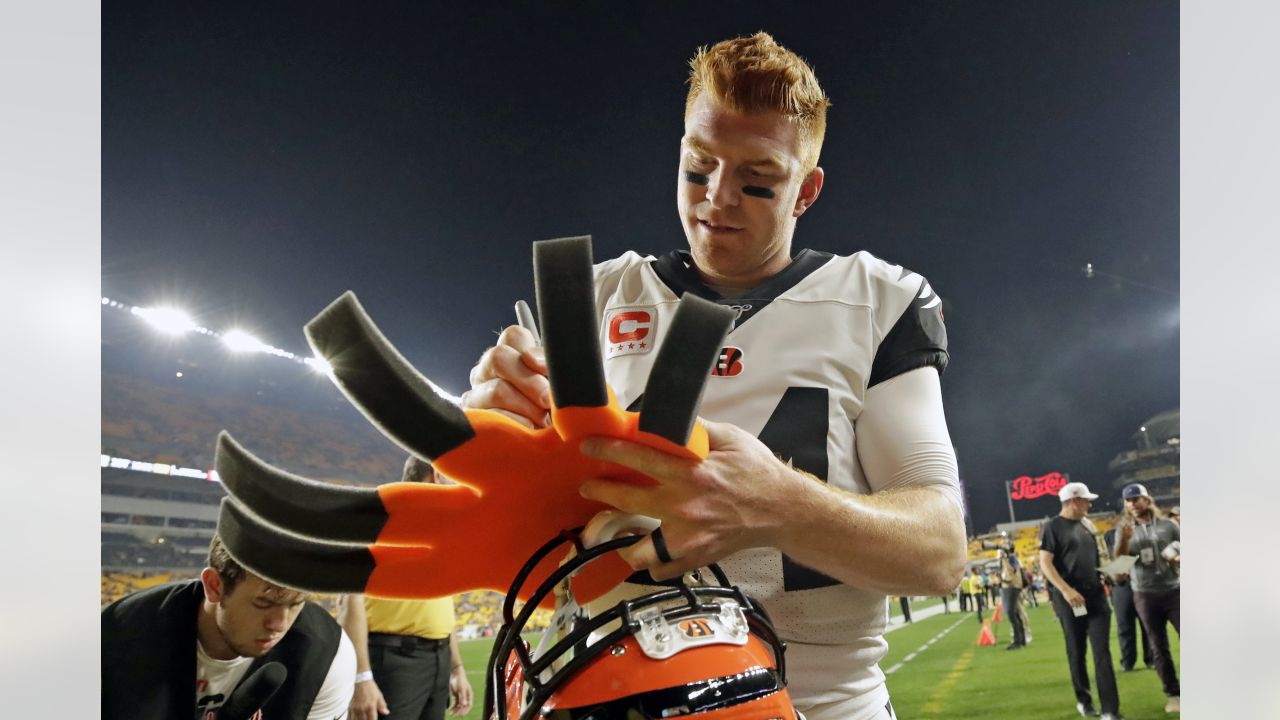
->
[885, 615, 970, 675]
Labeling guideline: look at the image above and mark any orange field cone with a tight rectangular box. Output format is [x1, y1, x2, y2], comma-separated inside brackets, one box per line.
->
[977, 620, 996, 646]
[992, 605, 1002, 622]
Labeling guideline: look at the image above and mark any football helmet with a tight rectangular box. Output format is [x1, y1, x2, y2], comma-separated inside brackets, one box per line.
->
[484, 515, 796, 720]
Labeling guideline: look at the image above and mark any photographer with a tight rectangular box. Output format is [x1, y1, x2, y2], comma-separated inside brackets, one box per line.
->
[997, 546, 1027, 650]
[1114, 483, 1180, 714]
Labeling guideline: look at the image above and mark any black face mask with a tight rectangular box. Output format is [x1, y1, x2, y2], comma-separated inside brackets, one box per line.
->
[542, 667, 784, 719]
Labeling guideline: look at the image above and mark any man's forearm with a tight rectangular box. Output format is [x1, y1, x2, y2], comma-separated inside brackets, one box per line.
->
[339, 594, 373, 674]
[448, 633, 463, 671]
[772, 482, 966, 596]
[1115, 534, 1132, 557]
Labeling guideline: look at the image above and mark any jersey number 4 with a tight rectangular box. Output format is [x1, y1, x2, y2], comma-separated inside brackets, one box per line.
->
[757, 387, 840, 592]
[630, 386, 840, 591]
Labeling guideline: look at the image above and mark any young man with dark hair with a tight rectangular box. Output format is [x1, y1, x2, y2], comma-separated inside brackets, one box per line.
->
[464, 32, 967, 720]
[102, 534, 356, 720]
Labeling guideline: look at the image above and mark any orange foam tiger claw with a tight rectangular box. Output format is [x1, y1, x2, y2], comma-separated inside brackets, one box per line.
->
[215, 236, 734, 606]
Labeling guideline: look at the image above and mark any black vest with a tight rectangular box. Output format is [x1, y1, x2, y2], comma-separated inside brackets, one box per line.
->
[102, 580, 342, 720]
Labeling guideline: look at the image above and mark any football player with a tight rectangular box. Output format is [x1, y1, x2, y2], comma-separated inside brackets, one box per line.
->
[465, 32, 967, 720]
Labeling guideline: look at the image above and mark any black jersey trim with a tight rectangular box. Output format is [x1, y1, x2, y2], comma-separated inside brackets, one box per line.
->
[649, 249, 833, 328]
[868, 277, 950, 387]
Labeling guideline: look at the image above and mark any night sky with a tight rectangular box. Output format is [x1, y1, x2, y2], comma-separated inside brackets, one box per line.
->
[102, 1, 1179, 533]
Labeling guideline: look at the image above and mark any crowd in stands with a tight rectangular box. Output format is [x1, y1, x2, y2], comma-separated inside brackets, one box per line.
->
[101, 570, 176, 607]
[102, 532, 207, 571]
[102, 372, 403, 484]
[450, 591, 552, 638]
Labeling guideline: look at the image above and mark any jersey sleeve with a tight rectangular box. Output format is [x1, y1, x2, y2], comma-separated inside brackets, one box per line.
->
[306, 629, 356, 720]
[854, 366, 961, 508]
[866, 260, 949, 388]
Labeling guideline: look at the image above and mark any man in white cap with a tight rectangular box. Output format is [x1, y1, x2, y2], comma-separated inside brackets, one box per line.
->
[1039, 482, 1123, 720]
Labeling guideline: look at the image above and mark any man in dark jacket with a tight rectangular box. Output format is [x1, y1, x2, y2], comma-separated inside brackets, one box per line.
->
[102, 534, 355, 720]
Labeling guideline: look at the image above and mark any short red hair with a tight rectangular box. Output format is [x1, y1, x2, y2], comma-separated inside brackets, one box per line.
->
[685, 32, 831, 172]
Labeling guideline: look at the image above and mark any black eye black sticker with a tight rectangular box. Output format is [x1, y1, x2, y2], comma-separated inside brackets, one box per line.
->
[685, 171, 774, 199]
[742, 186, 775, 199]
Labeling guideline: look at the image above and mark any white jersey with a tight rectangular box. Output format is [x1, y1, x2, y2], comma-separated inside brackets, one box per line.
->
[195, 641, 255, 719]
[593, 248, 950, 717]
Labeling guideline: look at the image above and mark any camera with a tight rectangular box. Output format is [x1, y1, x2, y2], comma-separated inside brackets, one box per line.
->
[980, 539, 1014, 553]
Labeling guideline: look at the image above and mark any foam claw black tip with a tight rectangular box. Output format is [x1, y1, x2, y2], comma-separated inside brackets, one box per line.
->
[216, 432, 388, 543]
[533, 236, 608, 409]
[304, 291, 475, 461]
[217, 497, 376, 594]
[638, 295, 735, 444]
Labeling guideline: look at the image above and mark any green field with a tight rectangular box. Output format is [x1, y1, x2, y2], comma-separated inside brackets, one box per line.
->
[453, 602, 1179, 719]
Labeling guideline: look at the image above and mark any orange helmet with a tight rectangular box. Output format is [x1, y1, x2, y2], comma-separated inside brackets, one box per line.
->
[484, 528, 796, 720]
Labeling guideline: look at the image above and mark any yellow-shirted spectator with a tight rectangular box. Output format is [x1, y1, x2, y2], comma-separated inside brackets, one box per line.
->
[339, 457, 473, 720]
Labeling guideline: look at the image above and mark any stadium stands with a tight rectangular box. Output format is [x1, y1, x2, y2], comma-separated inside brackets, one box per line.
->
[1109, 409, 1180, 503]
[103, 372, 403, 484]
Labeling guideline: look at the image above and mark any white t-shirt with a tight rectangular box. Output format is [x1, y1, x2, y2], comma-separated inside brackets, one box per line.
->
[195, 631, 356, 720]
[592, 249, 957, 720]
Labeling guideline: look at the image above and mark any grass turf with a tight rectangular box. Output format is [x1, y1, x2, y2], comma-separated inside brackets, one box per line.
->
[883, 602, 1179, 719]
[453, 601, 1179, 719]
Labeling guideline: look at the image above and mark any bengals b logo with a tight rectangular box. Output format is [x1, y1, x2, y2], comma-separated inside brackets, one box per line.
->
[679, 619, 714, 638]
[713, 347, 744, 377]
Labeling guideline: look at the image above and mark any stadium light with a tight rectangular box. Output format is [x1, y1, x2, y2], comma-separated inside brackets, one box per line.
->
[221, 329, 268, 354]
[133, 305, 198, 335]
[304, 355, 334, 377]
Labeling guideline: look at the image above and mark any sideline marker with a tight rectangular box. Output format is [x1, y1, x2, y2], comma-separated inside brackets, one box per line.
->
[977, 620, 996, 646]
